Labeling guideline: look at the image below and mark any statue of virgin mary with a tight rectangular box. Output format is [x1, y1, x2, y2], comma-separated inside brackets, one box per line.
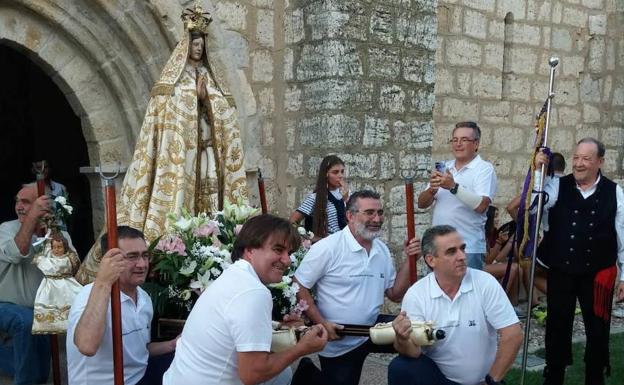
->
[76, 4, 248, 284]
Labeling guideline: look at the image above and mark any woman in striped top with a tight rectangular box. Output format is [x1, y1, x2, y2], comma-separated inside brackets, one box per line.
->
[290, 155, 349, 241]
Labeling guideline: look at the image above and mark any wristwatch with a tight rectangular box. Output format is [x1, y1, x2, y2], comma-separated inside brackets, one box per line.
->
[450, 183, 459, 194]
[485, 374, 505, 385]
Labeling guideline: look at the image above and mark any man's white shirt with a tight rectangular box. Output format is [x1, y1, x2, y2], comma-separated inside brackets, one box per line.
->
[402, 269, 518, 385]
[295, 226, 396, 357]
[163, 259, 273, 385]
[430, 155, 497, 254]
[67, 283, 152, 385]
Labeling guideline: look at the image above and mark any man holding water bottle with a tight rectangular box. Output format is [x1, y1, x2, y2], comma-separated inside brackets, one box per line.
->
[417, 121, 497, 270]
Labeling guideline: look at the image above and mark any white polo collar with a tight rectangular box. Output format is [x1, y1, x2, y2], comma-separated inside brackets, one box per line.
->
[428, 269, 474, 299]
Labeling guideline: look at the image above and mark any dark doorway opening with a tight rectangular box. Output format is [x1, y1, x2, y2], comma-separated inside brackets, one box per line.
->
[0, 43, 94, 258]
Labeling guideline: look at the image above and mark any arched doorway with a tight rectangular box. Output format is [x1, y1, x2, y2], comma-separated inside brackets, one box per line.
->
[0, 44, 94, 257]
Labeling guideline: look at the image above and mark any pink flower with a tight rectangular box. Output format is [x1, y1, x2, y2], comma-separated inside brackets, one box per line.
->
[156, 236, 187, 256]
[234, 224, 243, 236]
[193, 222, 220, 237]
[302, 239, 312, 250]
[291, 299, 309, 318]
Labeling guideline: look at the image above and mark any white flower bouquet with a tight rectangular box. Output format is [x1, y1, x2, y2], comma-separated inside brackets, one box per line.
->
[146, 199, 259, 317]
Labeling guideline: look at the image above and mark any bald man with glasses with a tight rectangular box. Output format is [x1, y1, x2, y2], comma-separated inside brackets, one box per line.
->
[294, 190, 421, 385]
[417, 121, 497, 270]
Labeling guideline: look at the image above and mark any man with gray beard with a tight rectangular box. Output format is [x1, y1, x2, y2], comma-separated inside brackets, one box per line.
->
[294, 190, 420, 385]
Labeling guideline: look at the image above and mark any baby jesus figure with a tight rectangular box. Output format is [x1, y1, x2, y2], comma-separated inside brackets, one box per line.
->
[32, 234, 83, 334]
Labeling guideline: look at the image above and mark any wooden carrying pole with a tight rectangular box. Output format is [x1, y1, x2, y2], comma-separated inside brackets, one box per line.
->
[102, 173, 125, 385]
[34, 161, 61, 385]
[257, 168, 268, 214]
[405, 177, 417, 284]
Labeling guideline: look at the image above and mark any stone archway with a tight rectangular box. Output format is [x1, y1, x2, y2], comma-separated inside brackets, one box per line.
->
[0, 0, 258, 232]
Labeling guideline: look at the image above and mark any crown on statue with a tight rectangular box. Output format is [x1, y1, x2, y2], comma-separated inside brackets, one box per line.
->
[181, 3, 212, 34]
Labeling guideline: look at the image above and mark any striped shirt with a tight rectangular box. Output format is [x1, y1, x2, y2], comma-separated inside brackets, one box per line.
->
[296, 189, 344, 235]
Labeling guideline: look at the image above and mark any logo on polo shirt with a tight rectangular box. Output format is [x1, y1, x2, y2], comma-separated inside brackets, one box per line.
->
[468, 320, 476, 327]
[380, 273, 384, 279]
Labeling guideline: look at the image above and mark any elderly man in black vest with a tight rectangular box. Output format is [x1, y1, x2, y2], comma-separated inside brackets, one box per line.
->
[535, 137, 624, 385]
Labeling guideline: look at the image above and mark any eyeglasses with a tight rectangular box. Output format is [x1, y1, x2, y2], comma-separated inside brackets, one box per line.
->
[448, 137, 477, 145]
[124, 252, 151, 263]
[356, 209, 384, 218]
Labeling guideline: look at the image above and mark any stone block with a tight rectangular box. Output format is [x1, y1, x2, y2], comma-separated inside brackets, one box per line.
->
[446, 38, 482, 66]
[369, 47, 400, 79]
[256, 9, 274, 48]
[252, 0, 273, 8]
[542, 26, 551, 48]
[484, 43, 504, 71]
[488, 19, 504, 41]
[613, 84, 624, 106]
[562, 6, 587, 28]
[602, 126, 623, 147]
[472, 72, 502, 98]
[392, 120, 433, 149]
[489, 154, 513, 176]
[602, 75, 612, 104]
[509, 47, 538, 74]
[261, 119, 274, 146]
[549, 129, 575, 152]
[497, 0, 526, 19]
[370, 5, 394, 44]
[411, 88, 435, 114]
[606, 40, 615, 71]
[512, 103, 535, 126]
[579, 74, 602, 103]
[398, 151, 432, 179]
[299, 114, 362, 148]
[502, 74, 531, 101]
[558, 106, 581, 126]
[297, 41, 363, 81]
[214, 1, 247, 32]
[464, 9, 487, 40]
[251, 50, 273, 82]
[258, 87, 274, 114]
[285, 119, 295, 150]
[285, 8, 304, 44]
[403, 55, 425, 83]
[462, 0, 496, 12]
[380, 85, 407, 114]
[481, 101, 511, 124]
[283, 48, 293, 81]
[575, 126, 599, 143]
[284, 86, 301, 112]
[457, 73, 472, 97]
[493, 127, 525, 152]
[308, 11, 367, 41]
[588, 14, 607, 35]
[588, 38, 605, 73]
[363, 115, 390, 147]
[583, 104, 601, 123]
[287, 154, 303, 176]
[441, 98, 479, 120]
[552, 2, 563, 23]
[511, 24, 541, 46]
[527, 0, 552, 21]
[341, 153, 379, 178]
[557, 79, 580, 106]
[582, 0, 605, 9]
[397, 14, 437, 50]
[379, 153, 396, 180]
[435, 68, 454, 95]
[561, 55, 584, 76]
[603, 149, 618, 173]
[302, 80, 373, 111]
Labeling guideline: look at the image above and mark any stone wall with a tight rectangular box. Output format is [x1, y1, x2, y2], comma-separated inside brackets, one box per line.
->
[283, 0, 438, 252]
[434, 0, 624, 214]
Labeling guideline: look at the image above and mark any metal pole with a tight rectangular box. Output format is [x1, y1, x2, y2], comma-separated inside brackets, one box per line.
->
[520, 57, 559, 385]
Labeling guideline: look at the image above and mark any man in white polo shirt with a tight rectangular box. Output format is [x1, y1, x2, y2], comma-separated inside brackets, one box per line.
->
[417, 121, 497, 270]
[67, 226, 178, 385]
[388, 225, 522, 385]
[294, 190, 420, 385]
[163, 214, 328, 385]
